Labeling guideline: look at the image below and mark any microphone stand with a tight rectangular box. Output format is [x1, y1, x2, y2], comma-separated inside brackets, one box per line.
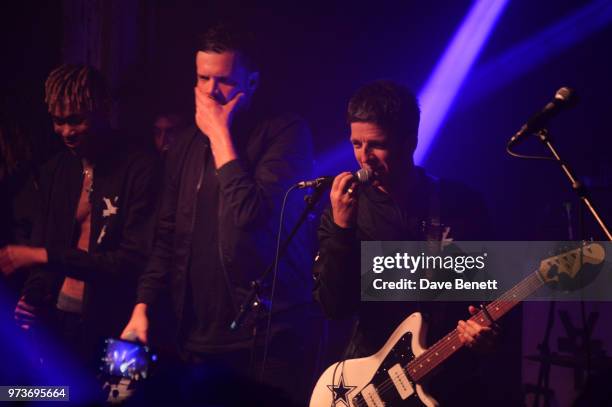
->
[509, 128, 610, 406]
[533, 300, 556, 407]
[535, 129, 612, 241]
[230, 182, 328, 330]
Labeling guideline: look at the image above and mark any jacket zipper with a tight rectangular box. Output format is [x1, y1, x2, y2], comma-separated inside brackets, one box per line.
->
[216, 177, 239, 316]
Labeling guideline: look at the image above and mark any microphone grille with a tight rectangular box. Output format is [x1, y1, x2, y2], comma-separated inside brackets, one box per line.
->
[355, 168, 373, 184]
[554, 87, 576, 104]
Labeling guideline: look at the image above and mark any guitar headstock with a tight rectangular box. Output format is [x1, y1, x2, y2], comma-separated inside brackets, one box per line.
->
[538, 243, 605, 284]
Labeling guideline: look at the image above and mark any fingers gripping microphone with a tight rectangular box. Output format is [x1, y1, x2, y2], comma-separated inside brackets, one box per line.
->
[508, 87, 577, 147]
[297, 168, 372, 189]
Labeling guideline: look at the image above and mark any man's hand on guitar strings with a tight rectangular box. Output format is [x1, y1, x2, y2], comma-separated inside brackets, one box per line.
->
[456, 305, 499, 353]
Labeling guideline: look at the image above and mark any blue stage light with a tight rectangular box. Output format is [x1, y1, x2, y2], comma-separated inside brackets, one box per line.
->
[415, 0, 509, 164]
[315, 0, 508, 174]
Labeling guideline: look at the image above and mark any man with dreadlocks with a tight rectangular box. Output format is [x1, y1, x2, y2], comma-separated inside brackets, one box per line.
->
[0, 64, 158, 368]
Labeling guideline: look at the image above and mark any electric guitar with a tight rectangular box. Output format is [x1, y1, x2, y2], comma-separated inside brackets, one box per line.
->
[310, 243, 605, 407]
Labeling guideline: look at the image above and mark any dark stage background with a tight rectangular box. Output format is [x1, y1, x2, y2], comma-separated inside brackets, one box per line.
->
[2, 1, 611, 405]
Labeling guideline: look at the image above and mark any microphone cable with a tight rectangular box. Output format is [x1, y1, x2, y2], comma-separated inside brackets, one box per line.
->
[506, 129, 555, 161]
[259, 183, 299, 380]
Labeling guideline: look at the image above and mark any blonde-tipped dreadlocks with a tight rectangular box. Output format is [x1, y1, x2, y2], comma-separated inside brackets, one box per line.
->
[44, 64, 109, 113]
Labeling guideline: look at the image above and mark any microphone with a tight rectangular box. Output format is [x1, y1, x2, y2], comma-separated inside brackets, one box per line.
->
[296, 168, 373, 189]
[508, 87, 577, 147]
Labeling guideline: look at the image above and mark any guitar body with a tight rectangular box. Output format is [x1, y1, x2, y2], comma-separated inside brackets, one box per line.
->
[310, 244, 606, 407]
[310, 312, 438, 407]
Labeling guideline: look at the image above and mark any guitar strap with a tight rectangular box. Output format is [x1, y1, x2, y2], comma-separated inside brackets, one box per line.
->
[424, 173, 442, 242]
[419, 174, 448, 335]
[344, 172, 445, 359]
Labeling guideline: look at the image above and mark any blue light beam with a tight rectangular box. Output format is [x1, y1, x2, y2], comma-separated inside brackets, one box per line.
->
[315, 0, 508, 175]
[461, 0, 612, 110]
[415, 0, 509, 164]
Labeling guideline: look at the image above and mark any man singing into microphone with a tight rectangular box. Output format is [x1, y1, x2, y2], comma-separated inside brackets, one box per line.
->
[313, 80, 506, 405]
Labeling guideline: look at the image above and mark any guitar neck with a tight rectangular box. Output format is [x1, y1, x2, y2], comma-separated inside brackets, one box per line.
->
[406, 271, 544, 382]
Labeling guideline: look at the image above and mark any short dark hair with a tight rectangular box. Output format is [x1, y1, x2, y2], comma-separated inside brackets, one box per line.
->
[347, 80, 420, 149]
[44, 64, 110, 113]
[195, 22, 258, 70]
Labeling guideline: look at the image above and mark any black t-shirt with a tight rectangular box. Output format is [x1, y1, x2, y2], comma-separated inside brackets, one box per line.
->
[182, 136, 251, 353]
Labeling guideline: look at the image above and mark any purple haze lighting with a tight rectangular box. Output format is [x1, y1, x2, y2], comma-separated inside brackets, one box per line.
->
[314, 1, 508, 175]
[461, 0, 612, 109]
[315, 141, 355, 176]
[414, 0, 509, 165]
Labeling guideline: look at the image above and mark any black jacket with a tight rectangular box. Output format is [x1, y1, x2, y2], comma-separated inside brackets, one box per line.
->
[22, 147, 158, 339]
[136, 113, 316, 343]
[312, 169, 493, 404]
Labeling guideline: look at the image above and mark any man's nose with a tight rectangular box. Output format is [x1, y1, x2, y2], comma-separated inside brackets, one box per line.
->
[160, 130, 170, 145]
[205, 79, 220, 98]
[59, 125, 73, 137]
[364, 147, 377, 163]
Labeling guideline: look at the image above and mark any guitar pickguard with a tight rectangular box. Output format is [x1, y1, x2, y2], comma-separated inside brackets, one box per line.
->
[351, 332, 426, 406]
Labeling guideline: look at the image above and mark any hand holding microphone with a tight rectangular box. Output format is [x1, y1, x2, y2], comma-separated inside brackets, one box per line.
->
[295, 168, 371, 228]
[327, 169, 372, 228]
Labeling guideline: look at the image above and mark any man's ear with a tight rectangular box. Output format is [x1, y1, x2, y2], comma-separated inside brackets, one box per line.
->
[247, 71, 260, 93]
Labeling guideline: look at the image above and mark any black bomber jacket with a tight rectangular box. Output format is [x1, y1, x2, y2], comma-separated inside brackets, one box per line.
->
[136, 113, 316, 338]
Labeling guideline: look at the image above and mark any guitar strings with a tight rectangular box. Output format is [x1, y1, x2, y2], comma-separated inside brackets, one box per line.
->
[348, 246, 593, 404]
[405, 272, 541, 379]
[401, 245, 591, 381]
[352, 271, 543, 404]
